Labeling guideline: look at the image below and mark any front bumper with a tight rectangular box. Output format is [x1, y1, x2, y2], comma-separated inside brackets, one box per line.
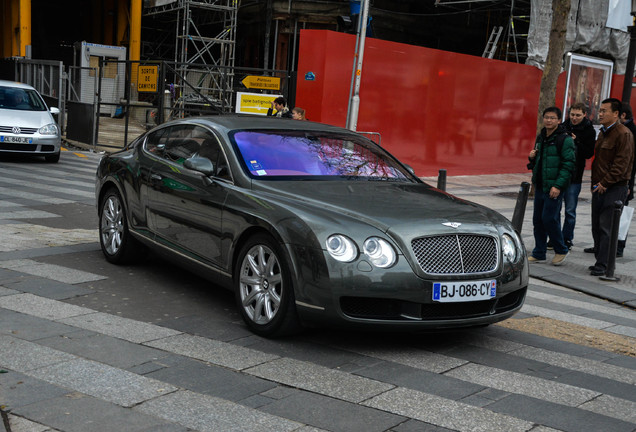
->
[0, 135, 61, 155]
[289, 244, 528, 330]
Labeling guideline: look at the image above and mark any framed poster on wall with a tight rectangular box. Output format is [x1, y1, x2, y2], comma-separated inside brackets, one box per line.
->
[563, 53, 614, 125]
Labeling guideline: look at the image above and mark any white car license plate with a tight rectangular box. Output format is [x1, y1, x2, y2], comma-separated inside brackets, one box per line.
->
[0, 136, 32, 144]
[433, 280, 496, 302]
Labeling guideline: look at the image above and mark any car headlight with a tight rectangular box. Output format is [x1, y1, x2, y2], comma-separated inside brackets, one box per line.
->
[502, 233, 517, 262]
[39, 123, 59, 135]
[326, 234, 358, 262]
[363, 237, 396, 268]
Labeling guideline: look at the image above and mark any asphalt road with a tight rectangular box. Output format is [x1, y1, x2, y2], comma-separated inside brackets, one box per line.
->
[0, 148, 635, 432]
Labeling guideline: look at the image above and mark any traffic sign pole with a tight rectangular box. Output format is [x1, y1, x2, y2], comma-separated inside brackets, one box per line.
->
[346, 0, 370, 132]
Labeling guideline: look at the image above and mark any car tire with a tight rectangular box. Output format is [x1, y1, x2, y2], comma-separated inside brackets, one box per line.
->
[45, 152, 60, 163]
[235, 234, 302, 337]
[99, 188, 145, 264]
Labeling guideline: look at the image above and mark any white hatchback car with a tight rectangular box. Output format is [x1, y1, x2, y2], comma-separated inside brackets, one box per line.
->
[0, 80, 61, 163]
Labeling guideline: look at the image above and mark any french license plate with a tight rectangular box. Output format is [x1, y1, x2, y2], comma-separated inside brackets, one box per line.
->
[433, 280, 496, 302]
[0, 136, 32, 144]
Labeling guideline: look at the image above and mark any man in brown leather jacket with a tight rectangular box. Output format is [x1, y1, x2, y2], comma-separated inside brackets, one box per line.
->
[589, 98, 635, 276]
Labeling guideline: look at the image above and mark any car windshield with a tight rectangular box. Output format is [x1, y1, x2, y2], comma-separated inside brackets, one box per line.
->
[230, 130, 415, 181]
[0, 86, 48, 111]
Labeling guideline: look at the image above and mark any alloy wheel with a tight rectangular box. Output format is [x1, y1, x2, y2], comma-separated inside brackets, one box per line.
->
[101, 194, 124, 256]
[239, 244, 283, 325]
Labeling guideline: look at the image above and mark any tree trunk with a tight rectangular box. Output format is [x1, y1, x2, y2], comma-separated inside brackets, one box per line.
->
[536, 0, 572, 134]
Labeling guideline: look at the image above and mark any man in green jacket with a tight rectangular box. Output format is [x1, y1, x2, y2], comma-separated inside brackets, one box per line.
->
[527, 106, 576, 265]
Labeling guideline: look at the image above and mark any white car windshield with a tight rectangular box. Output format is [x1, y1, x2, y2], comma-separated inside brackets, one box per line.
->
[231, 130, 414, 181]
[0, 86, 48, 111]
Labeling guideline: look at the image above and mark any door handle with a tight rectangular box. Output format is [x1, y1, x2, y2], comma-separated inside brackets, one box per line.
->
[150, 174, 163, 189]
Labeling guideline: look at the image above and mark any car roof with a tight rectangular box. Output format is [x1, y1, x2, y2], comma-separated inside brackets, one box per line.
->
[182, 115, 358, 135]
[0, 80, 37, 91]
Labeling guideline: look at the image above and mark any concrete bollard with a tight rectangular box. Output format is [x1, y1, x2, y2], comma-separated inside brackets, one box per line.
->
[437, 169, 447, 191]
[511, 182, 530, 234]
[600, 200, 623, 282]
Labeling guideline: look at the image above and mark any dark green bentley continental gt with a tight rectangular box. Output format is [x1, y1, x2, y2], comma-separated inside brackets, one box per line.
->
[96, 115, 528, 337]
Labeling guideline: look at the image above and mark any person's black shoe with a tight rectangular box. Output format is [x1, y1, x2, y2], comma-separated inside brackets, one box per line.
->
[588, 265, 599, 271]
[564, 240, 573, 250]
[616, 251, 624, 258]
[584, 247, 595, 253]
[547, 241, 554, 250]
[590, 268, 606, 276]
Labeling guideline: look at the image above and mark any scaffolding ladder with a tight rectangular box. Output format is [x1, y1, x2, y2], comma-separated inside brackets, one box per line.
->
[504, 0, 529, 63]
[482, 26, 503, 59]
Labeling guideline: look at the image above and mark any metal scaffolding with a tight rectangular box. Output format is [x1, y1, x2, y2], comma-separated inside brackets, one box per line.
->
[144, 0, 238, 113]
[472, 0, 530, 63]
[504, 0, 530, 63]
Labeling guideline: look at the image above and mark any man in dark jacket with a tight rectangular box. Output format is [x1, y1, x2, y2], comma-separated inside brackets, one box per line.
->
[616, 102, 636, 257]
[589, 98, 635, 276]
[527, 106, 576, 265]
[267, 97, 292, 118]
[560, 102, 596, 249]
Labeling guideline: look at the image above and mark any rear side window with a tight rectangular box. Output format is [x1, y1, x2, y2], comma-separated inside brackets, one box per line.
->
[145, 125, 201, 164]
[144, 124, 230, 179]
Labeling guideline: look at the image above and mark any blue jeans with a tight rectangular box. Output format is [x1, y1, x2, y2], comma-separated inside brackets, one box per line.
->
[562, 183, 581, 243]
[532, 188, 568, 259]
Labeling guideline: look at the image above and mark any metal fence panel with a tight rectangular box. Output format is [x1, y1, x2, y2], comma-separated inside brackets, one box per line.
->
[4, 58, 294, 151]
[64, 66, 98, 148]
[14, 58, 65, 133]
[66, 101, 96, 145]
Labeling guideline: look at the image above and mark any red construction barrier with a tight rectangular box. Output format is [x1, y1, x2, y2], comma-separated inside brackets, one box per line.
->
[295, 30, 635, 177]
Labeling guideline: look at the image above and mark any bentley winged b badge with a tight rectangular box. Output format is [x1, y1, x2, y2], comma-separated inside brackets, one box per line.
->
[442, 222, 462, 229]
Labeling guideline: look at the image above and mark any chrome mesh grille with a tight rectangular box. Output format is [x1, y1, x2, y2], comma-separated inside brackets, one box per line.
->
[411, 234, 498, 275]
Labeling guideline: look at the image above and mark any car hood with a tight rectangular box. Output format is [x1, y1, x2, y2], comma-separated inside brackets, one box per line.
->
[0, 109, 55, 128]
[251, 180, 509, 240]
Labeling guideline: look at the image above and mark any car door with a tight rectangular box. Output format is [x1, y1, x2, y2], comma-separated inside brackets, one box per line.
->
[146, 124, 229, 269]
[136, 126, 171, 233]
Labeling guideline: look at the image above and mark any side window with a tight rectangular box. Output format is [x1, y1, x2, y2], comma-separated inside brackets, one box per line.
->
[145, 127, 169, 154]
[145, 124, 201, 165]
[163, 125, 201, 164]
[196, 128, 232, 181]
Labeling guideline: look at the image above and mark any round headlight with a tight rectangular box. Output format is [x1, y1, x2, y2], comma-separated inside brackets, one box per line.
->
[38, 123, 59, 136]
[363, 237, 396, 268]
[502, 233, 517, 262]
[326, 234, 358, 262]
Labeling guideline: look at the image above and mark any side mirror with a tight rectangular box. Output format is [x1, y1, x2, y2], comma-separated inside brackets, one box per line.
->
[50, 107, 60, 115]
[403, 164, 416, 176]
[184, 156, 216, 176]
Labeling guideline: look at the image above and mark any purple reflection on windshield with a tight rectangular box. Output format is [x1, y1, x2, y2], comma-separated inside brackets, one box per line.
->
[232, 131, 408, 179]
